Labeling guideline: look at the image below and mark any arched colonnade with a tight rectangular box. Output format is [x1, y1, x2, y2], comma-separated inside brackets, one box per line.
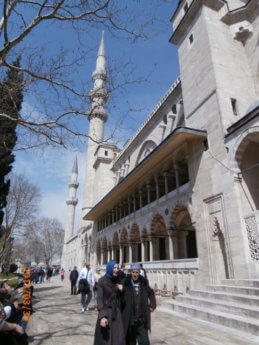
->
[96, 205, 197, 265]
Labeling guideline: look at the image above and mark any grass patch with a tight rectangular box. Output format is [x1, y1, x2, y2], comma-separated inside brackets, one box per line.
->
[0, 273, 19, 287]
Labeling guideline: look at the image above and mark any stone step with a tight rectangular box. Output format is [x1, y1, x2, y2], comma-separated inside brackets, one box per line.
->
[174, 295, 259, 319]
[189, 289, 259, 306]
[160, 301, 259, 336]
[221, 279, 259, 288]
[206, 284, 259, 296]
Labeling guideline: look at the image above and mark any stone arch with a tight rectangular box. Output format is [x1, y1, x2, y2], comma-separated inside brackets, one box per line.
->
[96, 239, 101, 265]
[150, 214, 169, 261]
[120, 228, 129, 263]
[141, 227, 149, 241]
[141, 227, 150, 262]
[234, 130, 259, 211]
[120, 228, 128, 245]
[135, 140, 157, 167]
[112, 232, 120, 263]
[101, 237, 108, 265]
[229, 126, 259, 174]
[130, 223, 141, 262]
[170, 205, 197, 259]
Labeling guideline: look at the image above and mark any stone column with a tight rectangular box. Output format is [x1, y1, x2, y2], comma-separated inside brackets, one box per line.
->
[164, 172, 169, 194]
[112, 210, 115, 224]
[129, 244, 133, 263]
[174, 164, 180, 188]
[100, 251, 103, 265]
[155, 176, 159, 200]
[128, 197, 131, 214]
[139, 190, 143, 208]
[119, 246, 123, 264]
[141, 242, 145, 262]
[116, 206, 118, 222]
[169, 234, 174, 260]
[146, 184, 151, 204]
[107, 248, 111, 262]
[149, 238, 154, 261]
[112, 248, 115, 260]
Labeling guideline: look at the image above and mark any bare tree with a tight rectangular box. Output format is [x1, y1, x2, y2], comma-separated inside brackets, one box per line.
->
[0, 0, 168, 150]
[26, 217, 64, 266]
[0, 173, 40, 263]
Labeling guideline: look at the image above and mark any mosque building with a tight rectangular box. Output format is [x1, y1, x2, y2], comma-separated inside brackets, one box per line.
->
[61, 0, 259, 296]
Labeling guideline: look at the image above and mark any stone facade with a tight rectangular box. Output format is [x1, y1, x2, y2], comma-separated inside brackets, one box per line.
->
[61, 0, 259, 293]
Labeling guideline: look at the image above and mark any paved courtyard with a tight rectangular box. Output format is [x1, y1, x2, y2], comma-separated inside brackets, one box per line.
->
[27, 277, 259, 345]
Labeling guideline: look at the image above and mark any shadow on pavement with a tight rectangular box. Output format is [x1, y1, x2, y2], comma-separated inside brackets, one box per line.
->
[33, 285, 61, 292]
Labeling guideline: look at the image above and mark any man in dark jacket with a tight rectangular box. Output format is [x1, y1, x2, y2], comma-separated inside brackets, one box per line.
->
[121, 263, 156, 345]
[69, 266, 79, 295]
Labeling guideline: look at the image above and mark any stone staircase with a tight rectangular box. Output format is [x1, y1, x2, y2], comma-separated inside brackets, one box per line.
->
[159, 279, 259, 336]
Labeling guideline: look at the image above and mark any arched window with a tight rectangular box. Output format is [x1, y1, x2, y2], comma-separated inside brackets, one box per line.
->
[135, 140, 157, 166]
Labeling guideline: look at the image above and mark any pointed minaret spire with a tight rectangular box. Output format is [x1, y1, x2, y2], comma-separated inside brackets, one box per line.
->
[81, 31, 109, 224]
[97, 30, 106, 59]
[88, 31, 108, 123]
[64, 159, 79, 242]
[72, 155, 78, 174]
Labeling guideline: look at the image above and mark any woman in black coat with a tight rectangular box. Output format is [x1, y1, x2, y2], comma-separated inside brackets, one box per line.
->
[94, 260, 125, 345]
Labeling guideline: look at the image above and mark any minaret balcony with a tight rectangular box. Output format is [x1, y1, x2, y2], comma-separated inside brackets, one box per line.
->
[66, 198, 78, 206]
[90, 87, 108, 100]
[88, 108, 107, 122]
[69, 182, 79, 189]
[92, 70, 107, 82]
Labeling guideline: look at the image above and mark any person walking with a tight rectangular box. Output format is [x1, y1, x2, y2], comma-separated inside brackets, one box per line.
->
[69, 266, 79, 295]
[121, 263, 156, 345]
[46, 267, 53, 283]
[39, 267, 44, 284]
[94, 260, 125, 345]
[93, 267, 102, 311]
[60, 268, 65, 281]
[77, 262, 94, 312]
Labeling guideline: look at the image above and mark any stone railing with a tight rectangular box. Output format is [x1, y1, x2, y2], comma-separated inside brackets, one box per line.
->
[143, 259, 199, 294]
[99, 258, 199, 294]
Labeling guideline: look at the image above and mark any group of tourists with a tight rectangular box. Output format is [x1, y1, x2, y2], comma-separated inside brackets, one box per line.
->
[76, 260, 156, 345]
[30, 265, 58, 284]
[0, 279, 30, 345]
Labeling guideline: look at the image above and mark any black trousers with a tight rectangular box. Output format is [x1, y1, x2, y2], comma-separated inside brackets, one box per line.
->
[71, 281, 77, 295]
[126, 321, 150, 345]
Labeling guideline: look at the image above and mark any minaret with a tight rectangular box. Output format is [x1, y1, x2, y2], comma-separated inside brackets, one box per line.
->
[81, 31, 108, 218]
[64, 156, 79, 242]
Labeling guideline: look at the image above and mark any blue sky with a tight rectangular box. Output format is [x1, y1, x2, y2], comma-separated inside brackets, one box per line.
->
[12, 1, 180, 232]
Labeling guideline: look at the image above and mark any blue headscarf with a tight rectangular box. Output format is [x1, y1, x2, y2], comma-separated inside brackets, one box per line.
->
[105, 260, 117, 281]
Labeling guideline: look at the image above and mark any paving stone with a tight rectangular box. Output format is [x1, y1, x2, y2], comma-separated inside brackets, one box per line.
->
[26, 277, 259, 345]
